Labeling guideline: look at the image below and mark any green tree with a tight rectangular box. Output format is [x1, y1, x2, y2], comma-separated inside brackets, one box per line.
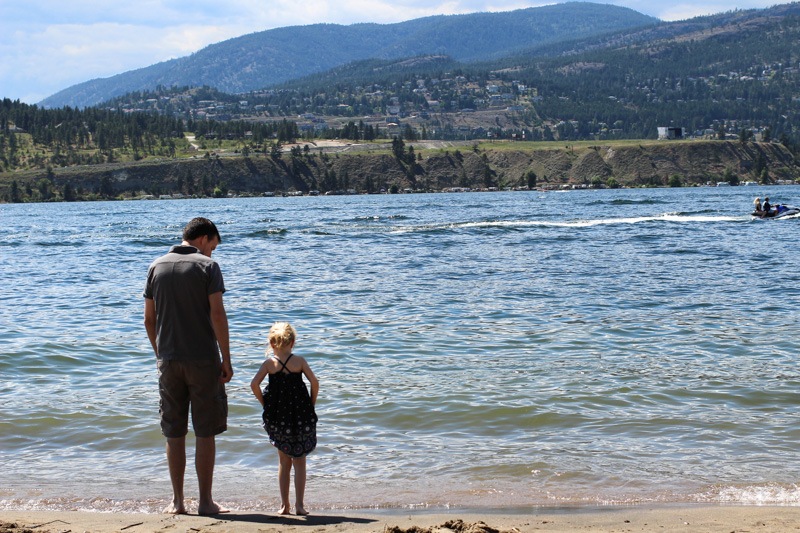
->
[723, 168, 739, 186]
[391, 137, 405, 160]
[213, 185, 228, 197]
[37, 178, 54, 201]
[99, 175, 114, 197]
[63, 182, 76, 201]
[9, 179, 22, 203]
[668, 174, 683, 187]
[185, 169, 195, 195]
[754, 151, 767, 176]
[525, 170, 537, 189]
[270, 142, 282, 160]
[276, 119, 299, 143]
[406, 145, 415, 165]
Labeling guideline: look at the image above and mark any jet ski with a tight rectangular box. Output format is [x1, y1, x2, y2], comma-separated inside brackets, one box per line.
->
[752, 204, 800, 219]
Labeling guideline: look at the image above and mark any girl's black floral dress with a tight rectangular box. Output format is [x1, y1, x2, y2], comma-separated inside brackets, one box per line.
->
[262, 353, 317, 457]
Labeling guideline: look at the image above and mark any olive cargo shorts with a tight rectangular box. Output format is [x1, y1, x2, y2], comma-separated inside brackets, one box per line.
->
[158, 359, 228, 438]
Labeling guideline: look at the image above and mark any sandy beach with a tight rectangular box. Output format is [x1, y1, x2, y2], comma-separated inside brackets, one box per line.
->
[2, 505, 800, 532]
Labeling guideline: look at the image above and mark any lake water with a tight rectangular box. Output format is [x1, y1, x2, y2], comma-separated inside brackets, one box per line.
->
[2, 186, 800, 513]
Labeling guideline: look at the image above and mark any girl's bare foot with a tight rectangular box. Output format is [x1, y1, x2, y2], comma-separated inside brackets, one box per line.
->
[278, 504, 291, 515]
[295, 505, 309, 516]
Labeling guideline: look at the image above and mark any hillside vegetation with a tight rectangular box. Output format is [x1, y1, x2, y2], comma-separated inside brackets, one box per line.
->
[4, 3, 800, 202]
[39, 3, 656, 109]
[3, 138, 797, 203]
[88, 4, 800, 148]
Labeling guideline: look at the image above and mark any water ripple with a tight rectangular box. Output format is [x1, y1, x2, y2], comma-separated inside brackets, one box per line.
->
[3, 188, 800, 510]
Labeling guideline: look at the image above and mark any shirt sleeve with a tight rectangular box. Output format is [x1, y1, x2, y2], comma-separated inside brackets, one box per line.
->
[143, 265, 155, 299]
[208, 262, 226, 295]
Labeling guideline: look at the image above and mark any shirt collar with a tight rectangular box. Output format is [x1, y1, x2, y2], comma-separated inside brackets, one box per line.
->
[169, 245, 200, 255]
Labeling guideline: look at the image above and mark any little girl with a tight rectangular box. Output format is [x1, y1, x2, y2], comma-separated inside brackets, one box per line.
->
[250, 322, 319, 515]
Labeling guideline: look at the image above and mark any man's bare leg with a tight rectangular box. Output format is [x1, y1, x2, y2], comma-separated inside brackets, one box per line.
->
[196, 435, 228, 515]
[164, 437, 187, 514]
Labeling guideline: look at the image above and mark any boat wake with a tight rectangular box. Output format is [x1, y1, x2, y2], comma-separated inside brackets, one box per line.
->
[389, 213, 745, 233]
[543, 213, 743, 227]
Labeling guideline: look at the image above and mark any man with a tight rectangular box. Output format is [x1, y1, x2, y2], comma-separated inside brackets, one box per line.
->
[144, 217, 233, 515]
[762, 196, 772, 216]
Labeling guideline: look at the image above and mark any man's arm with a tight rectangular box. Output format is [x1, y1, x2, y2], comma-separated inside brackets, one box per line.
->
[144, 297, 158, 356]
[209, 291, 233, 383]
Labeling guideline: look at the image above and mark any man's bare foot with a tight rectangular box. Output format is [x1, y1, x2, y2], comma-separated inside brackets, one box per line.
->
[163, 500, 187, 514]
[278, 504, 291, 515]
[198, 501, 230, 516]
[295, 505, 309, 516]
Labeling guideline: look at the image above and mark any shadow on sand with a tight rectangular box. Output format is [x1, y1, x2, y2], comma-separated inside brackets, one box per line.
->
[208, 512, 378, 527]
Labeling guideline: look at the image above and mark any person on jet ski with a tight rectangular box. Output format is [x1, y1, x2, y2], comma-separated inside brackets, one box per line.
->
[763, 197, 772, 214]
[753, 197, 763, 215]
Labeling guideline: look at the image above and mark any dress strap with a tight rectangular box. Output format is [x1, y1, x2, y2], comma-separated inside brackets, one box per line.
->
[275, 353, 294, 374]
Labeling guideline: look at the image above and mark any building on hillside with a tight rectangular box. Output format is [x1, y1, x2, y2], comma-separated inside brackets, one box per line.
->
[658, 126, 685, 140]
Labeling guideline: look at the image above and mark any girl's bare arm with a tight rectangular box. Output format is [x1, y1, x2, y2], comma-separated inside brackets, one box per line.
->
[250, 363, 269, 406]
[302, 359, 319, 406]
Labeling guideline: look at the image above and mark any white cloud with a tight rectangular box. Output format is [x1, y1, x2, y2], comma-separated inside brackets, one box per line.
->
[0, 23, 195, 102]
[616, 0, 778, 20]
[652, 1, 759, 20]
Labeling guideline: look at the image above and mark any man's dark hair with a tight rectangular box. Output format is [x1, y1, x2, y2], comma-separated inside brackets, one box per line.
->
[183, 217, 222, 243]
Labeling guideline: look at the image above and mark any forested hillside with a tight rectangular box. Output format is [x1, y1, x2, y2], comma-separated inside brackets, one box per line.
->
[502, 3, 800, 141]
[39, 3, 656, 108]
[89, 4, 800, 148]
[4, 3, 800, 202]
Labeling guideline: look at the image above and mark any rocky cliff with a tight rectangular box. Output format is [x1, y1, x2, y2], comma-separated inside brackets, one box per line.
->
[2, 140, 797, 200]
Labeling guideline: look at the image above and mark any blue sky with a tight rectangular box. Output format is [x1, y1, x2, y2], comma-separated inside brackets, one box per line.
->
[0, 0, 782, 104]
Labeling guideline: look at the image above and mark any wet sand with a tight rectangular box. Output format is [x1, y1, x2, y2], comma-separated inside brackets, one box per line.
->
[2, 505, 800, 532]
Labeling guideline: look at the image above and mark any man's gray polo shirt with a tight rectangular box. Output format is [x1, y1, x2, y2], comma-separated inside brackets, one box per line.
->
[144, 245, 226, 361]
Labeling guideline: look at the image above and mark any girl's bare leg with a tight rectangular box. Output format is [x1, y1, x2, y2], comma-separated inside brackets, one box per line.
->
[293, 456, 308, 515]
[277, 451, 292, 514]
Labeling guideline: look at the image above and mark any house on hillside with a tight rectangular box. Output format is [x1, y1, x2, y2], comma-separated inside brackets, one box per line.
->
[658, 126, 685, 140]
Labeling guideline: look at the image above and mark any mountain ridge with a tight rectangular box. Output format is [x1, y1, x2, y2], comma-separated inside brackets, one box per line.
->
[39, 3, 657, 108]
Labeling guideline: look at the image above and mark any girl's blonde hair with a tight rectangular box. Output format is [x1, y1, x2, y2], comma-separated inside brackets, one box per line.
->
[268, 321, 296, 348]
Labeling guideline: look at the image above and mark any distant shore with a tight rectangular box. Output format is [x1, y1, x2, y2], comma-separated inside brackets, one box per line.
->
[3, 505, 800, 532]
[3, 139, 798, 203]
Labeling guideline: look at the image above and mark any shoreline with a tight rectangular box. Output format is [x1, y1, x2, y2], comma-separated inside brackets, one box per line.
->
[3, 505, 800, 532]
